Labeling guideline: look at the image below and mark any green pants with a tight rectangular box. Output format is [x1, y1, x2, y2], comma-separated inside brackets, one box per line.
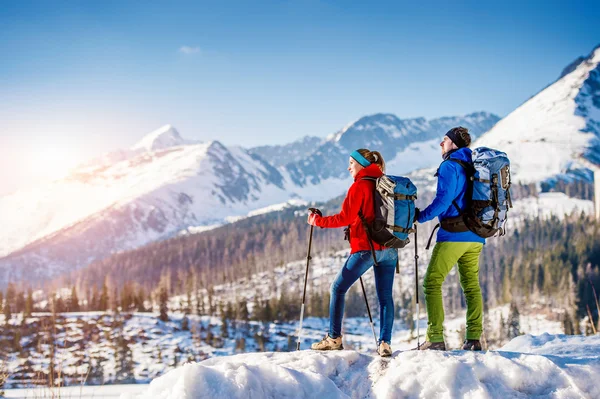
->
[423, 242, 483, 343]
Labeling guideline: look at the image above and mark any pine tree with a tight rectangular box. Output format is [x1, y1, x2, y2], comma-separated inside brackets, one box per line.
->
[90, 285, 98, 311]
[238, 300, 249, 324]
[99, 278, 109, 311]
[207, 287, 214, 315]
[0, 358, 6, 397]
[195, 288, 204, 316]
[4, 283, 15, 323]
[507, 302, 521, 339]
[3, 292, 11, 324]
[563, 310, 575, 335]
[88, 358, 105, 384]
[159, 286, 169, 322]
[114, 320, 135, 383]
[135, 286, 147, 312]
[221, 310, 229, 338]
[54, 295, 66, 314]
[13, 329, 22, 353]
[181, 314, 190, 331]
[24, 289, 33, 317]
[15, 290, 25, 314]
[70, 286, 80, 312]
[186, 273, 193, 314]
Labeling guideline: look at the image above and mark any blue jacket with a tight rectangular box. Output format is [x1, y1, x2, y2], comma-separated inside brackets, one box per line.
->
[417, 148, 485, 244]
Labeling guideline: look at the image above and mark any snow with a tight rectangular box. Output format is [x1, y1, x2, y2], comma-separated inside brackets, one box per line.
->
[511, 192, 594, 220]
[122, 334, 600, 399]
[385, 137, 442, 175]
[4, 384, 148, 398]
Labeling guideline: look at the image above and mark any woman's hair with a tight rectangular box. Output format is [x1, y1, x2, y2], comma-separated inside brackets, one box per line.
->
[357, 148, 385, 172]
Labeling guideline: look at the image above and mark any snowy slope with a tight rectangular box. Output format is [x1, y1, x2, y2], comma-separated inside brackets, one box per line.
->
[0, 140, 294, 283]
[123, 334, 600, 399]
[475, 45, 600, 184]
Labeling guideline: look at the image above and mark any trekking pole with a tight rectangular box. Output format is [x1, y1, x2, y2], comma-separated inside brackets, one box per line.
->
[360, 277, 378, 348]
[297, 207, 321, 350]
[414, 223, 420, 349]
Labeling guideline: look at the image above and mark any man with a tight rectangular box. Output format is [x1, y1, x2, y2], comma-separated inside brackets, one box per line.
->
[415, 126, 484, 351]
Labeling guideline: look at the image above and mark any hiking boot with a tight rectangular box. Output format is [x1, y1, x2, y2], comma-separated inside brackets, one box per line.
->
[462, 339, 482, 351]
[418, 341, 446, 351]
[311, 335, 343, 351]
[377, 341, 392, 357]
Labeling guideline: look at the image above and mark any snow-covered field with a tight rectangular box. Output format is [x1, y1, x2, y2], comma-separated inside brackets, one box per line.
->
[3, 384, 148, 398]
[118, 334, 600, 399]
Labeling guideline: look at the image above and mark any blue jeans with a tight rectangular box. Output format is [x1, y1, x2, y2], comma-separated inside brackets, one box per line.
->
[329, 248, 397, 343]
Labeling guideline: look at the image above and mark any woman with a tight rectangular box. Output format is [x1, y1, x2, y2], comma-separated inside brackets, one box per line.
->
[307, 149, 397, 357]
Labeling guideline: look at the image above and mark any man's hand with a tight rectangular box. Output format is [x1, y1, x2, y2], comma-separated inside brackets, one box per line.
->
[414, 207, 421, 223]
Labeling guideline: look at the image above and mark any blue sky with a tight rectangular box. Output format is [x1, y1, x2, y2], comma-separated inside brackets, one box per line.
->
[1, 0, 599, 193]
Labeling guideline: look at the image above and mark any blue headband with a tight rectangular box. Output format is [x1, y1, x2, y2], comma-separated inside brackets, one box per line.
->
[350, 150, 371, 167]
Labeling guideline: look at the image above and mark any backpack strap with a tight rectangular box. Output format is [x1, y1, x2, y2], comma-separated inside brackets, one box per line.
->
[388, 225, 416, 234]
[384, 193, 417, 200]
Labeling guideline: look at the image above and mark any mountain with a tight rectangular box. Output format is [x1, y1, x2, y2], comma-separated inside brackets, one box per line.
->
[0, 111, 499, 286]
[249, 136, 324, 167]
[282, 112, 500, 188]
[0, 140, 292, 284]
[475, 44, 600, 184]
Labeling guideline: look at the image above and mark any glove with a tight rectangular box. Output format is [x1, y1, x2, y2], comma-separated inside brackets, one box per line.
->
[307, 213, 321, 226]
[414, 208, 421, 223]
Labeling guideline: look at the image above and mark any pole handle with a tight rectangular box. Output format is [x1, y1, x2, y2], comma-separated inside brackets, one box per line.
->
[308, 207, 322, 216]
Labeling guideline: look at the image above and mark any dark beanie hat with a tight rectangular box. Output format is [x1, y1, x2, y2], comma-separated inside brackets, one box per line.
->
[445, 127, 469, 148]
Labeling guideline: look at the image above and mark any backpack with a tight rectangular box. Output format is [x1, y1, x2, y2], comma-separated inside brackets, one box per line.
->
[359, 175, 418, 250]
[443, 147, 513, 238]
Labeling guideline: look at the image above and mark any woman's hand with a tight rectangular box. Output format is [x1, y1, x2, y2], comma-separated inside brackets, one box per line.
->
[307, 213, 321, 226]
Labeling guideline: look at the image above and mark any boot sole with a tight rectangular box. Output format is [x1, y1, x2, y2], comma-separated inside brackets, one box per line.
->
[311, 345, 344, 351]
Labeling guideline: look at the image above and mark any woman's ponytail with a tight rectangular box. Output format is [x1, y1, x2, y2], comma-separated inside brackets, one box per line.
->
[357, 149, 385, 173]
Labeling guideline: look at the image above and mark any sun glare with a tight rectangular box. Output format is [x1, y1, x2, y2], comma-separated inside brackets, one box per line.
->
[32, 147, 78, 180]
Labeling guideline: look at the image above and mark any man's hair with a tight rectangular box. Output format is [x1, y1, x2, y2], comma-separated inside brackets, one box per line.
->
[447, 126, 471, 148]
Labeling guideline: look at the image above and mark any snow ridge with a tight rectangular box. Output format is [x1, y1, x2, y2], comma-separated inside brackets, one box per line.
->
[124, 334, 600, 399]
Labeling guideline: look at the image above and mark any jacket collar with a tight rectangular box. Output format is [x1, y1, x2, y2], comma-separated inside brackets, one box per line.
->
[354, 163, 383, 181]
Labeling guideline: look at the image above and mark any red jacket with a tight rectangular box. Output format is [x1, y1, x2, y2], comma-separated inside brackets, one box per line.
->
[315, 163, 385, 254]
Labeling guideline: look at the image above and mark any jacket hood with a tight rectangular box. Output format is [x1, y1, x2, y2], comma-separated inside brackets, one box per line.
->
[354, 163, 383, 181]
[447, 147, 473, 163]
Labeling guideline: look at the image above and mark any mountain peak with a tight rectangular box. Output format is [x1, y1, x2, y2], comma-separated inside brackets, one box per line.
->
[132, 125, 186, 152]
[559, 44, 600, 79]
[590, 44, 600, 63]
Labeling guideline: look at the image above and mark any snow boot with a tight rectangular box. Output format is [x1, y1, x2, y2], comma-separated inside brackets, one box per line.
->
[462, 339, 482, 351]
[311, 335, 343, 351]
[377, 341, 392, 357]
[418, 341, 446, 351]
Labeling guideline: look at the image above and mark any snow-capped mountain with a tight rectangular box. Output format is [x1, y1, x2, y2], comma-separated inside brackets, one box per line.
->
[283, 112, 500, 188]
[475, 44, 600, 183]
[249, 136, 324, 167]
[0, 138, 294, 283]
[0, 111, 499, 285]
